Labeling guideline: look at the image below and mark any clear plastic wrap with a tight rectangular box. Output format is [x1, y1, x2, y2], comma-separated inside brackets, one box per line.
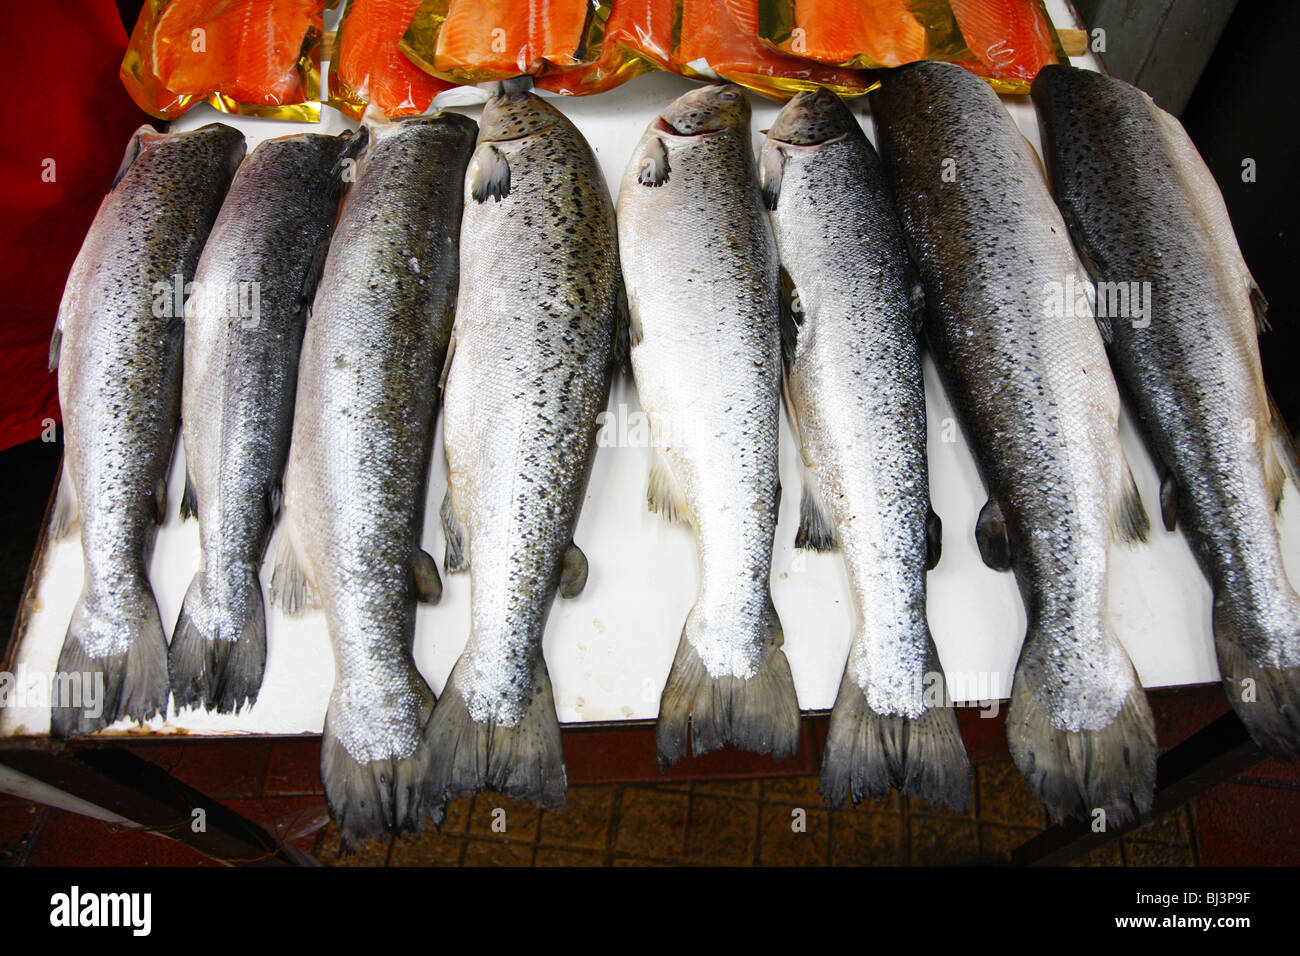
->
[330, 0, 452, 118]
[756, 0, 1064, 92]
[121, 0, 323, 120]
[536, 0, 674, 95]
[399, 0, 610, 85]
[673, 0, 873, 99]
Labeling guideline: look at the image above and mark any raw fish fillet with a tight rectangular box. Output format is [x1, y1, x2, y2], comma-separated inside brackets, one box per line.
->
[152, 0, 318, 105]
[538, 0, 674, 94]
[676, 0, 868, 95]
[434, 0, 596, 76]
[790, 0, 928, 67]
[337, 0, 450, 115]
[949, 0, 1055, 81]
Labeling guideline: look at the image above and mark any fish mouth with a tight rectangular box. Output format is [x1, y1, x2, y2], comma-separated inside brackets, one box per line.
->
[767, 130, 850, 148]
[654, 117, 726, 138]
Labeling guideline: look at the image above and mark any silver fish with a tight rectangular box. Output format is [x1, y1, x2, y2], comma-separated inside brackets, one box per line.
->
[426, 89, 620, 810]
[761, 88, 969, 810]
[1033, 64, 1300, 755]
[273, 113, 477, 850]
[173, 131, 362, 715]
[871, 62, 1156, 823]
[619, 85, 800, 766]
[49, 123, 246, 737]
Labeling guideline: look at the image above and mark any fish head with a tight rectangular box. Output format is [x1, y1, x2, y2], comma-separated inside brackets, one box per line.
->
[655, 84, 749, 137]
[767, 87, 858, 146]
[479, 89, 564, 144]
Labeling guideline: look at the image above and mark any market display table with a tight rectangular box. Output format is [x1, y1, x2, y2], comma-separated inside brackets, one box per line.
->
[0, 0, 1285, 864]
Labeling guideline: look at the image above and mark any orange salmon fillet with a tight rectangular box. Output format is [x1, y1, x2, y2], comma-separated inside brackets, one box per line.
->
[339, 0, 448, 115]
[537, 0, 674, 94]
[676, 0, 869, 92]
[791, 0, 928, 67]
[435, 0, 595, 76]
[949, 0, 1055, 80]
[152, 0, 317, 105]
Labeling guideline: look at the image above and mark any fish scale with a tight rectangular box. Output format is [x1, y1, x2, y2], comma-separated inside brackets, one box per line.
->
[172, 131, 359, 716]
[274, 112, 476, 850]
[49, 122, 246, 738]
[618, 84, 800, 767]
[761, 88, 969, 809]
[1033, 65, 1300, 756]
[426, 88, 620, 811]
[872, 62, 1156, 823]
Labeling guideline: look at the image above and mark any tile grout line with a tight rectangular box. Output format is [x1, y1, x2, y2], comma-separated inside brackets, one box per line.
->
[15, 805, 51, 867]
[603, 785, 623, 867]
[1185, 804, 1201, 867]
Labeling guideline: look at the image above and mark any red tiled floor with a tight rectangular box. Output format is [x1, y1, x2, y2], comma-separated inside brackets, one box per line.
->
[219, 796, 330, 855]
[0, 804, 45, 865]
[1192, 783, 1300, 866]
[263, 740, 324, 795]
[134, 742, 272, 799]
[2, 690, 1292, 866]
[25, 808, 222, 867]
[1235, 756, 1300, 785]
[1149, 687, 1232, 749]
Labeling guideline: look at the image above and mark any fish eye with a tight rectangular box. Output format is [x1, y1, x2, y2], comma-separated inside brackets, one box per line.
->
[718, 89, 740, 102]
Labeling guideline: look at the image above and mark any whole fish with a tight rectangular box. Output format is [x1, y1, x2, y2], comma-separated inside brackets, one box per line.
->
[173, 130, 362, 716]
[618, 84, 800, 766]
[871, 62, 1156, 823]
[761, 88, 969, 810]
[49, 123, 246, 737]
[272, 113, 476, 849]
[426, 88, 620, 810]
[1033, 65, 1300, 755]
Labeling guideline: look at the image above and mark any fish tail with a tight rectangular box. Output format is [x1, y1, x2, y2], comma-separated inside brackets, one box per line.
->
[1214, 593, 1300, 756]
[422, 653, 567, 811]
[50, 584, 170, 737]
[820, 667, 971, 811]
[321, 679, 439, 854]
[1006, 649, 1156, 826]
[656, 598, 801, 767]
[168, 570, 267, 715]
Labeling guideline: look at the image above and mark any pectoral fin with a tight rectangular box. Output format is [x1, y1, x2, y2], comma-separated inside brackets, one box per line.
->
[413, 549, 442, 604]
[637, 137, 670, 187]
[926, 508, 942, 571]
[560, 543, 588, 599]
[975, 499, 1011, 572]
[469, 145, 510, 203]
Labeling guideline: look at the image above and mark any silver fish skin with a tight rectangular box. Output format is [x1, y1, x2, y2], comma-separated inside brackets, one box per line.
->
[1033, 65, 1300, 755]
[274, 113, 477, 850]
[174, 131, 362, 716]
[871, 62, 1155, 824]
[619, 85, 800, 767]
[50, 123, 246, 737]
[426, 89, 620, 811]
[762, 88, 969, 810]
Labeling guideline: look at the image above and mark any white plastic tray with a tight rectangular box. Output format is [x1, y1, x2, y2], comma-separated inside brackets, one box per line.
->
[5, 0, 1296, 738]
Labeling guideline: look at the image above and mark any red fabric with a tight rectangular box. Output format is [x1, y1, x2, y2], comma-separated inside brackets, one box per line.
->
[1, 2, 148, 450]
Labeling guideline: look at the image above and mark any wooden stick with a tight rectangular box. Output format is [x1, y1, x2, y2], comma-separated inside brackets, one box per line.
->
[1058, 27, 1089, 57]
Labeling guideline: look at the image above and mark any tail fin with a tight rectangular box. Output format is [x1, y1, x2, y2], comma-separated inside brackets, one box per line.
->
[50, 585, 170, 737]
[169, 570, 267, 715]
[423, 653, 567, 811]
[820, 668, 971, 811]
[1214, 595, 1300, 756]
[1006, 653, 1156, 826]
[321, 675, 439, 853]
[656, 599, 801, 767]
